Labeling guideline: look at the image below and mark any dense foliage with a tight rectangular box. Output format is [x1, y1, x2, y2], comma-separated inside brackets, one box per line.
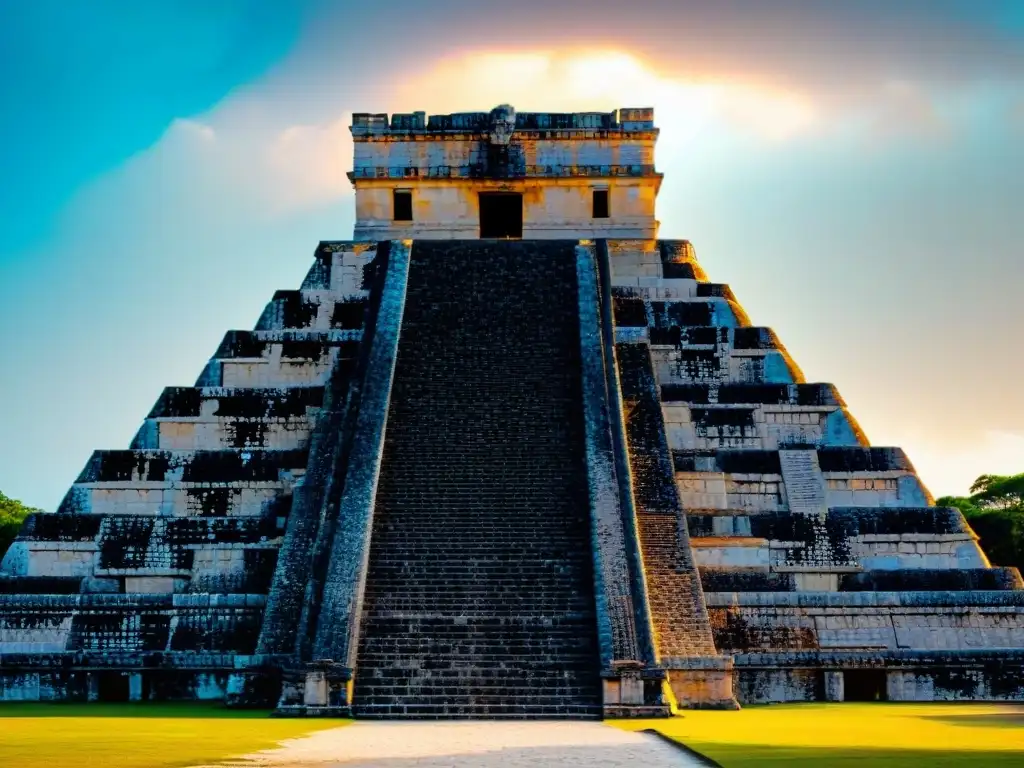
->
[0, 491, 40, 560]
[937, 473, 1024, 572]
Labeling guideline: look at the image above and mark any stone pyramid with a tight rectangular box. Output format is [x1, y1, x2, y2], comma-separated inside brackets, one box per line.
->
[2, 107, 1021, 714]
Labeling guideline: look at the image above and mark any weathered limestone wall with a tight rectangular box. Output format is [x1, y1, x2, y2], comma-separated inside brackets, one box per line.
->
[604, 236, 1024, 704]
[351, 109, 660, 241]
[355, 179, 658, 241]
[706, 591, 1024, 654]
[0, 593, 265, 656]
[352, 132, 655, 170]
[0, 241, 384, 702]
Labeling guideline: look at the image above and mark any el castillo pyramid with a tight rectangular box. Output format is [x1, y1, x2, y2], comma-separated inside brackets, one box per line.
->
[2, 106, 1022, 717]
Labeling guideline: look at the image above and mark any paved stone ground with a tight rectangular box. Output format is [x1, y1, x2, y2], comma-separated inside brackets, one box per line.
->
[203, 721, 703, 767]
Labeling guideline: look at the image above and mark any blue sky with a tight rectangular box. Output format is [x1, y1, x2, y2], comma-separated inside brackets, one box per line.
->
[1, 1, 1022, 509]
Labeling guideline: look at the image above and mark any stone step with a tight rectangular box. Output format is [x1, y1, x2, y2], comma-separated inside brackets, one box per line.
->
[366, 530, 589, 540]
[352, 703, 603, 719]
[365, 568, 588, 580]
[350, 241, 602, 717]
[365, 549, 590, 559]
[357, 637, 597, 652]
[72, 449, 308, 484]
[647, 325, 781, 350]
[366, 550, 592, 561]
[356, 654, 600, 668]
[255, 290, 371, 332]
[363, 612, 594, 622]
[363, 605, 593, 616]
[358, 626, 597, 638]
[362, 584, 588, 595]
[778, 448, 828, 517]
[661, 382, 842, 406]
[289, 242, 379, 296]
[212, 331, 362, 361]
[355, 692, 600, 706]
[147, 387, 324, 420]
[357, 664, 597, 678]
[362, 584, 591, 594]
[362, 600, 592, 613]
[613, 295, 718, 328]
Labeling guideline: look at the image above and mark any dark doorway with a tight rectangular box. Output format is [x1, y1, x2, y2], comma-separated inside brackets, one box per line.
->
[844, 670, 889, 702]
[393, 189, 413, 222]
[479, 192, 523, 238]
[96, 671, 131, 702]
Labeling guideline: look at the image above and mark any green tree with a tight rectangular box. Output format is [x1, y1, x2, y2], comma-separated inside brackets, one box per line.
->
[0, 491, 40, 561]
[937, 472, 1024, 572]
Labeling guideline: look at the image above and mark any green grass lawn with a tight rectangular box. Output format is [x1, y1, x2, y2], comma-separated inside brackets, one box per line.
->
[0, 702, 345, 768]
[612, 702, 1024, 767]
[2, 701, 1021, 767]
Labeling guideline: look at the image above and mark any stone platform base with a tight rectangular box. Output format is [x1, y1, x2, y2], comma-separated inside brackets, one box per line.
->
[735, 650, 1024, 703]
[604, 704, 672, 718]
[600, 667, 672, 717]
[273, 705, 353, 717]
[0, 664, 232, 702]
[664, 657, 740, 710]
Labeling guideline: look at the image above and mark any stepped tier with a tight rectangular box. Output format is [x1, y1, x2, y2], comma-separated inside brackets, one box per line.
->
[0, 242, 382, 702]
[605, 238, 1023, 703]
[2, 237, 1022, 710]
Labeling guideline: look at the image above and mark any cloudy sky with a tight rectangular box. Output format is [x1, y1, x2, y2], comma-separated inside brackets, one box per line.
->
[1, 0, 1022, 509]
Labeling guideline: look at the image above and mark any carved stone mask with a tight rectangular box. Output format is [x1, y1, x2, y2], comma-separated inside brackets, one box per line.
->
[488, 104, 516, 146]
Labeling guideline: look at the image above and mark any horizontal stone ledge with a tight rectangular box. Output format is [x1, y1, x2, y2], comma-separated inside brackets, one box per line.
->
[841, 567, 1022, 592]
[684, 508, 761, 517]
[149, 417, 313, 424]
[69, 481, 295, 490]
[77, 449, 309, 483]
[732, 648, 1024, 667]
[0, 650, 243, 669]
[238, 329, 362, 342]
[317, 240, 378, 253]
[690, 537, 768, 547]
[179, 541, 281, 551]
[771, 565, 864, 573]
[232, 653, 295, 669]
[0, 576, 83, 595]
[348, 164, 660, 180]
[93, 569, 192, 578]
[662, 383, 843, 407]
[149, 388, 325, 419]
[0, 593, 267, 608]
[699, 473, 785, 483]
[688, 507, 972, 539]
[703, 590, 1024, 608]
[658, 655, 735, 670]
[823, 470, 911, 479]
[352, 127, 659, 141]
[650, 343, 717, 350]
[215, 334, 363, 359]
[855, 533, 975, 543]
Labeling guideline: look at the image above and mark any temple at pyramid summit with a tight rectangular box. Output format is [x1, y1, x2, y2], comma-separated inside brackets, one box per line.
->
[3, 105, 1023, 716]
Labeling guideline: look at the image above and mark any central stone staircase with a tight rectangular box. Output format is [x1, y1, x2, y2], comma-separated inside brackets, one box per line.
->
[352, 241, 603, 718]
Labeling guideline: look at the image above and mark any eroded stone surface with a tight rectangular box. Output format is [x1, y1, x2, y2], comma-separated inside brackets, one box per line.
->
[2, 106, 1023, 709]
